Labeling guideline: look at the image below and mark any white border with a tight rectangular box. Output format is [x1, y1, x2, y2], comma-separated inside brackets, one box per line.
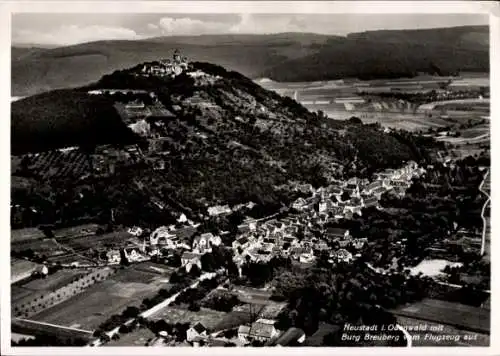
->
[1, 1, 498, 356]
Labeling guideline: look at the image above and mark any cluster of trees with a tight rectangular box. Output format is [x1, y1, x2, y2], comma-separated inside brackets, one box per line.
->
[11, 90, 138, 155]
[200, 247, 238, 273]
[146, 319, 190, 341]
[172, 275, 223, 310]
[272, 261, 431, 337]
[234, 256, 292, 288]
[93, 306, 141, 336]
[261, 28, 488, 82]
[12, 335, 88, 347]
[201, 290, 241, 312]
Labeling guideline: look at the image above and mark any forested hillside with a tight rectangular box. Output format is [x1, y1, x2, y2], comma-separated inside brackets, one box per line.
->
[11, 60, 438, 228]
[11, 26, 488, 96]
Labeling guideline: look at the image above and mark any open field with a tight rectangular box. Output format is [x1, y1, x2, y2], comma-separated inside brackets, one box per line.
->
[260, 73, 488, 131]
[59, 230, 133, 251]
[395, 316, 489, 346]
[46, 253, 97, 266]
[12, 318, 94, 341]
[232, 285, 273, 305]
[30, 264, 171, 330]
[436, 133, 490, 145]
[213, 305, 264, 332]
[409, 259, 462, 277]
[148, 306, 227, 330]
[11, 238, 68, 256]
[11, 258, 43, 283]
[11, 228, 46, 243]
[53, 224, 100, 240]
[21, 269, 88, 292]
[391, 298, 490, 334]
[418, 98, 489, 111]
[459, 126, 490, 138]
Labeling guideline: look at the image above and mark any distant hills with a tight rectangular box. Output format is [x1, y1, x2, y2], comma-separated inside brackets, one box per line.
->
[11, 26, 488, 97]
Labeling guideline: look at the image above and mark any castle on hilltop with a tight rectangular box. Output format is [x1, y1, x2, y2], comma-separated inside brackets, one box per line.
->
[140, 49, 190, 77]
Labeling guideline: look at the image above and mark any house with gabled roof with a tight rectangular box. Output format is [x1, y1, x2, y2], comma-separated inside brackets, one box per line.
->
[363, 180, 383, 194]
[330, 248, 353, 263]
[270, 327, 306, 346]
[390, 179, 411, 188]
[328, 186, 344, 201]
[150, 226, 178, 247]
[207, 205, 232, 216]
[292, 197, 308, 211]
[325, 227, 350, 240]
[297, 183, 314, 194]
[352, 238, 368, 250]
[362, 196, 380, 209]
[192, 232, 222, 254]
[239, 319, 280, 343]
[181, 251, 202, 272]
[232, 236, 250, 250]
[187, 322, 208, 342]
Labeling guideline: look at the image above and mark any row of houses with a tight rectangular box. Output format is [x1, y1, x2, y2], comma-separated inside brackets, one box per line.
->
[184, 319, 306, 346]
[207, 201, 256, 217]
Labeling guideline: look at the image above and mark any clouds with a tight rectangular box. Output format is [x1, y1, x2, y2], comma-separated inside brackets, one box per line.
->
[11, 13, 488, 46]
[156, 17, 229, 36]
[150, 14, 306, 36]
[229, 14, 304, 34]
[13, 24, 145, 46]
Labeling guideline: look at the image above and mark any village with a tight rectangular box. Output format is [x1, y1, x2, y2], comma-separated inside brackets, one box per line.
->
[11, 158, 429, 347]
[10, 50, 489, 348]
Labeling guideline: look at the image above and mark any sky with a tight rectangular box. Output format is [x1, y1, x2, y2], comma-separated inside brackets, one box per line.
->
[11, 13, 489, 46]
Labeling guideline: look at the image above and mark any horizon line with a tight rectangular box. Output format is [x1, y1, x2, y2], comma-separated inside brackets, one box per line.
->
[11, 23, 489, 48]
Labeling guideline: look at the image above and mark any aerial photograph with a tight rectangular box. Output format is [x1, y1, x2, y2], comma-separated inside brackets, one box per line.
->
[8, 4, 491, 350]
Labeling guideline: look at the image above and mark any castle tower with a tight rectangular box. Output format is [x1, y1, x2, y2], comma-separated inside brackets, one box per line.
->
[173, 49, 181, 63]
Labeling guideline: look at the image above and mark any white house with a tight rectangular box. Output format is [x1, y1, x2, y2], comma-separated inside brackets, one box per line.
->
[127, 226, 143, 237]
[150, 226, 178, 247]
[352, 238, 368, 250]
[106, 250, 121, 264]
[238, 325, 251, 343]
[186, 323, 207, 342]
[192, 233, 222, 254]
[292, 198, 308, 211]
[331, 249, 353, 263]
[248, 319, 280, 342]
[299, 253, 316, 264]
[181, 252, 202, 272]
[124, 248, 144, 262]
[207, 205, 232, 216]
[232, 236, 250, 250]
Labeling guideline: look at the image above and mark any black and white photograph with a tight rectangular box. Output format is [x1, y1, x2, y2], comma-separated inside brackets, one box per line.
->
[2, 1, 497, 353]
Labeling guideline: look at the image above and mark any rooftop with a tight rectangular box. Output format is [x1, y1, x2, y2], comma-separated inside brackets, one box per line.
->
[191, 322, 207, 334]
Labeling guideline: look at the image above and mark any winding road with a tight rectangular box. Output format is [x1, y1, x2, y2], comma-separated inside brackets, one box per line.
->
[479, 169, 490, 257]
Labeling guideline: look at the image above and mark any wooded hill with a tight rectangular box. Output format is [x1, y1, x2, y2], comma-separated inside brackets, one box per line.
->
[12, 26, 488, 97]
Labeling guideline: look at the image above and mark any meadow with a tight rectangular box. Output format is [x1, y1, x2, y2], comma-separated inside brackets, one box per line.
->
[30, 264, 171, 330]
